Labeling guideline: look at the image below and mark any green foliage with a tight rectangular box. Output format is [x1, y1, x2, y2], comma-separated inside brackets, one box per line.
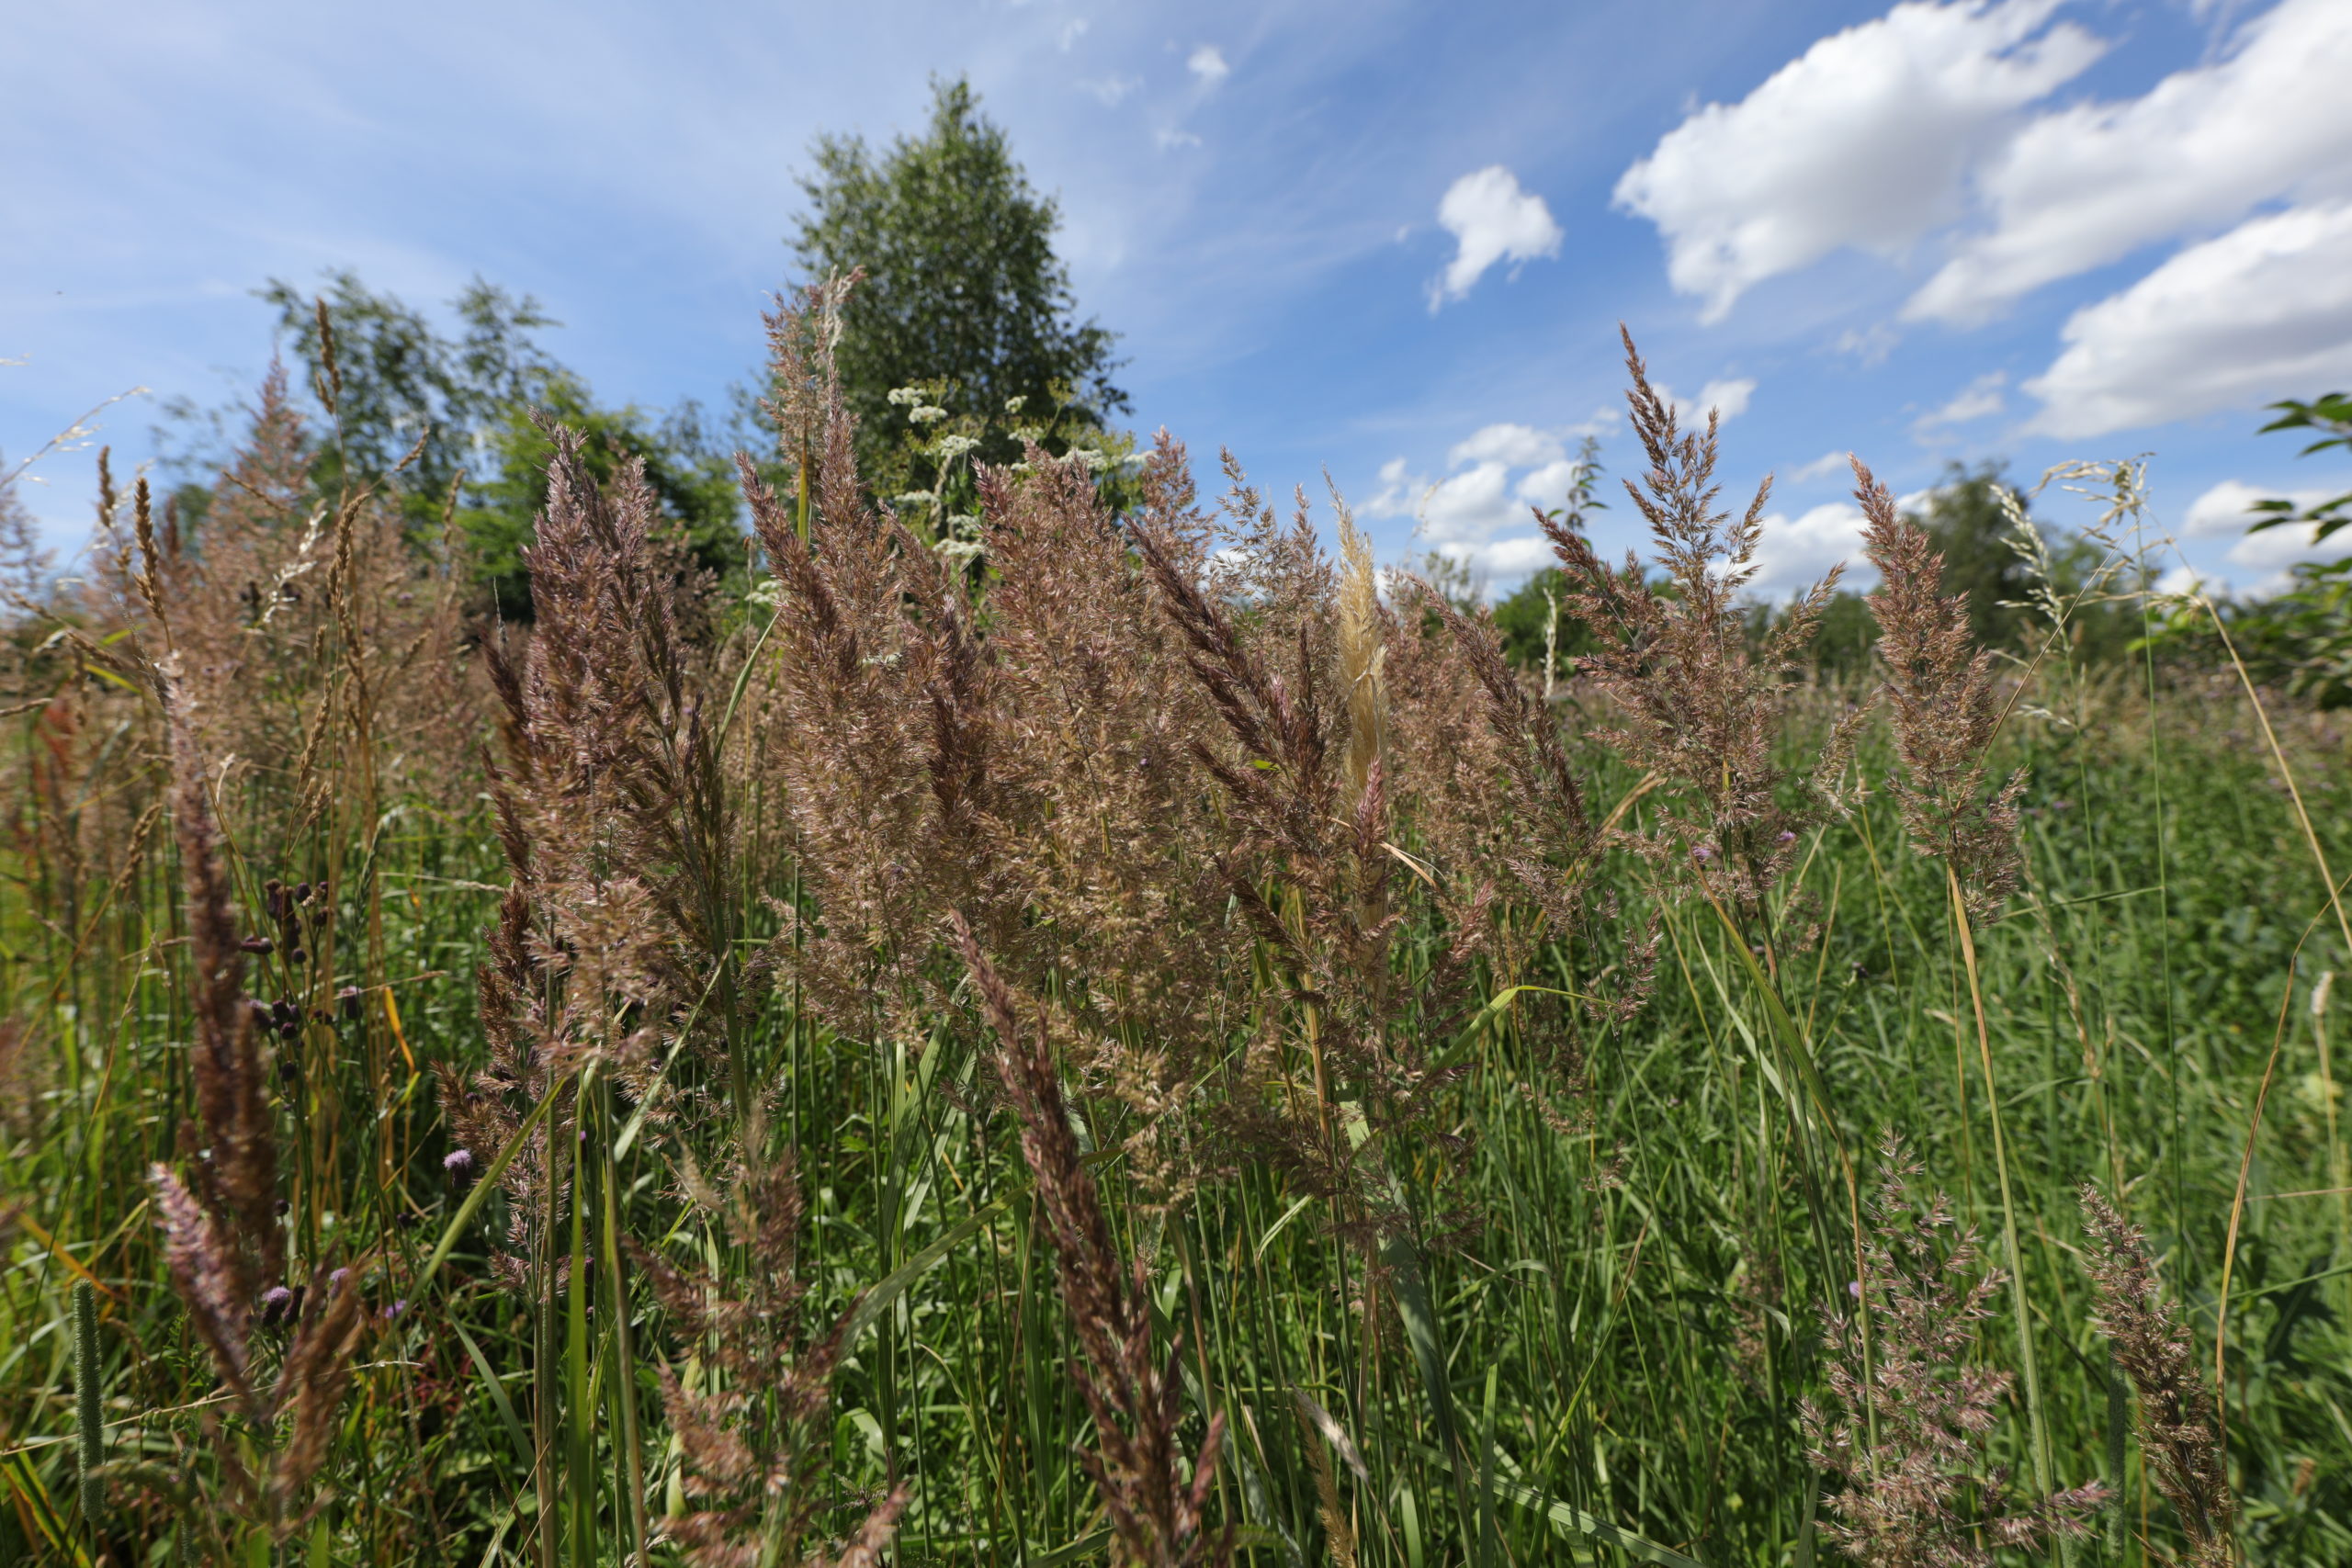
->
[2141, 394, 2352, 706]
[164, 271, 738, 617]
[2252, 392, 2352, 542]
[789, 77, 1125, 481]
[256, 269, 561, 524]
[866, 374, 1137, 561]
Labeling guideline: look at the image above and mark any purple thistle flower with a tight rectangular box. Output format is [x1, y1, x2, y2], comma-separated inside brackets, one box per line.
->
[444, 1147, 475, 1179]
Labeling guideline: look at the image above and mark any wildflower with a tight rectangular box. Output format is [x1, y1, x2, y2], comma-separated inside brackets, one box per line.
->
[935, 433, 978, 458]
[910, 404, 950, 424]
[443, 1148, 475, 1182]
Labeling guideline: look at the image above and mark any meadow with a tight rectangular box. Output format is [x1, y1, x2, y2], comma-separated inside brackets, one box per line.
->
[2, 291, 2346, 1568]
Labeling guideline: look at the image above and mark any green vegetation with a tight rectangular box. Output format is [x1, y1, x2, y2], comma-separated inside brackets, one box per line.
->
[788, 77, 1128, 483]
[3, 287, 2346, 1568]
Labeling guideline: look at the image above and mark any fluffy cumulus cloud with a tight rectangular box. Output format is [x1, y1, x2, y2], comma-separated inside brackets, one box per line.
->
[2182, 478, 2352, 591]
[1366, 418, 1610, 583]
[2024, 201, 2352, 438]
[1614, 0, 2101, 321]
[1908, 0, 2352, 322]
[1746, 503, 1871, 599]
[1430, 166, 1562, 308]
[1655, 377, 1756, 426]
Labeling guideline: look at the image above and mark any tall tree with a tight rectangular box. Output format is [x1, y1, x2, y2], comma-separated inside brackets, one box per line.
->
[164, 272, 740, 616]
[791, 77, 1125, 480]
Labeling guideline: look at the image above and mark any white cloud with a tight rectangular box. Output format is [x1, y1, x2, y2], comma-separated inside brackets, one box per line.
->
[1447, 422, 1562, 469]
[1367, 418, 1609, 584]
[2184, 478, 2347, 536]
[1156, 128, 1203, 150]
[1747, 503, 1871, 598]
[1614, 0, 2101, 321]
[1792, 450, 1854, 482]
[1083, 73, 1140, 107]
[2024, 201, 2352, 438]
[1057, 17, 1088, 51]
[1430, 166, 1562, 308]
[1913, 369, 2007, 437]
[1654, 377, 1756, 425]
[2183, 479, 2352, 589]
[1517, 459, 1582, 508]
[1908, 0, 2352, 321]
[1187, 44, 1229, 85]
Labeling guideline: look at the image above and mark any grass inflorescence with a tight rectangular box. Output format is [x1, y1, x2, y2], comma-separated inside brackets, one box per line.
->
[1, 292, 2347, 1568]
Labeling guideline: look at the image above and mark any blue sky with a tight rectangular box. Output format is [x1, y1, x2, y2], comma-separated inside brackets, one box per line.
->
[6, 0, 2352, 597]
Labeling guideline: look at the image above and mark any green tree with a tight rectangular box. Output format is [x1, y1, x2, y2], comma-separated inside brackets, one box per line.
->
[257, 270, 561, 525]
[165, 271, 739, 616]
[790, 77, 1125, 483]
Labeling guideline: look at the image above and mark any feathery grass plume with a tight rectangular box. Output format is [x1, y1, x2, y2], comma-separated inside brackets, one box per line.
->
[1853, 457, 2025, 918]
[1335, 491, 1386, 816]
[1546, 330, 1863, 916]
[481, 418, 737, 1095]
[1804, 1135, 2104, 1567]
[628, 1125, 909, 1568]
[2079, 1186, 2233, 1566]
[739, 278, 985, 1024]
[957, 435, 1250, 1192]
[1126, 468, 1445, 1230]
[952, 912, 1232, 1568]
[146, 665, 365, 1547]
[159, 657, 279, 1304]
[139, 365, 480, 846]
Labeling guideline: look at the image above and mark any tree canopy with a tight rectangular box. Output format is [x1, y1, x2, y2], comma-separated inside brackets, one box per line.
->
[164, 271, 739, 617]
[790, 77, 1125, 480]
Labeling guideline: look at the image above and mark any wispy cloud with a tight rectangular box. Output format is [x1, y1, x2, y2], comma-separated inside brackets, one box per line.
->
[1187, 44, 1230, 85]
[1656, 376, 1755, 425]
[1913, 369, 2007, 439]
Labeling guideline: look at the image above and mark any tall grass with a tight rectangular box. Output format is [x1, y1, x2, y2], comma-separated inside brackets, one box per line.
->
[1, 291, 2347, 1568]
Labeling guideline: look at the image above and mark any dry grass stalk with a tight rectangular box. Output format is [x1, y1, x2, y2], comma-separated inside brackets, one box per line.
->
[1546, 329, 1862, 917]
[2079, 1186, 2233, 1567]
[952, 912, 1231, 1568]
[629, 1126, 909, 1568]
[1853, 458, 2025, 917]
[145, 666, 365, 1544]
[1804, 1135, 2103, 1567]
